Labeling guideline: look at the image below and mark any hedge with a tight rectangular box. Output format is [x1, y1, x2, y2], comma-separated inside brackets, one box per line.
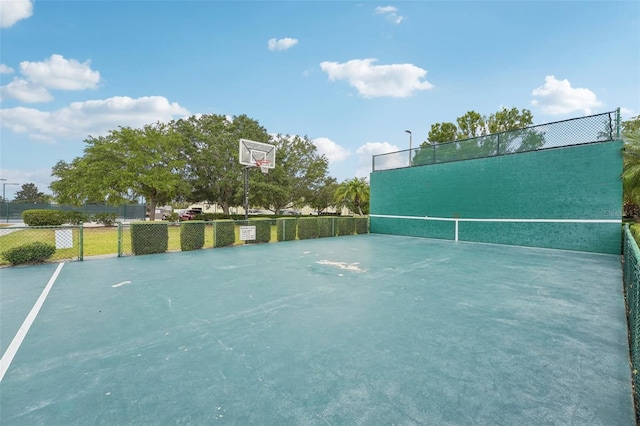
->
[247, 219, 271, 243]
[2, 242, 56, 265]
[336, 217, 356, 236]
[131, 223, 168, 255]
[355, 217, 369, 234]
[22, 210, 65, 226]
[93, 212, 118, 226]
[180, 221, 205, 251]
[214, 220, 235, 247]
[318, 217, 335, 238]
[63, 211, 89, 225]
[276, 218, 297, 242]
[297, 217, 319, 240]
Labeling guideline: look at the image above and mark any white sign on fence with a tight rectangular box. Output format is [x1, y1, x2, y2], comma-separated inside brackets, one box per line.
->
[55, 229, 73, 249]
[239, 226, 256, 241]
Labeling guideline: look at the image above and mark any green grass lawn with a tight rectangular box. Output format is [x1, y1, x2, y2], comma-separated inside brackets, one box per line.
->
[0, 223, 280, 266]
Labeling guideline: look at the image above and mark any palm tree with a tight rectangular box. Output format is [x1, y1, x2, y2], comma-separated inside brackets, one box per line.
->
[623, 128, 640, 215]
[334, 177, 370, 216]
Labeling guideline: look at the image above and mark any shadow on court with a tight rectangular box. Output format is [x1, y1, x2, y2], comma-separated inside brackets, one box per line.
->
[0, 235, 634, 425]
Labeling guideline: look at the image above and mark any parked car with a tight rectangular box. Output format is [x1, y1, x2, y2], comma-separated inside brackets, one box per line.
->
[180, 209, 203, 220]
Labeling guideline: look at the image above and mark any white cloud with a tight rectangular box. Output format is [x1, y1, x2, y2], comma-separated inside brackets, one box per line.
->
[620, 107, 637, 120]
[0, 96, 190, 141]
[531, 75, 603, 115]
[20, 54, 100, 90]
[0, 78, 53, 103]
[375, 5, 404, 24]
[320, 58, 433, 98]
[313, 137, 350, 162]
[355, 141, 400, 178]
[268, 37, 298, 52]
[1, 54, 101, 103]
[0, 64, 15, 74]
[0, 0, 33, 28]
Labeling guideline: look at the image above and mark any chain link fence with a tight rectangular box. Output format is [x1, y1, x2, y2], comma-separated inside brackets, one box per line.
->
[0, 225, 82, 266]
[623, 224, 640, 423]
[0, 217, 369, 266]
[0, 202, 146, 223]
[373, 110, 621, 171]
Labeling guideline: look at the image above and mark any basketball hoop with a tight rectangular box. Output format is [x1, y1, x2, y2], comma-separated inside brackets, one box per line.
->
[256, 159, 271, 174]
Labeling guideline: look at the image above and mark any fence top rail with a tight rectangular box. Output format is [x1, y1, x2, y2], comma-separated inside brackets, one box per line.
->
[373, 110, 620, 172]
[625, 224, 640, 257]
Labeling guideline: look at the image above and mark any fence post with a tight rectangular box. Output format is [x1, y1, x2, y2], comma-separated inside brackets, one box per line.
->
[79, 225, 84, 261]
[616, 107, 621, 139]
[117, 222, 122, 257]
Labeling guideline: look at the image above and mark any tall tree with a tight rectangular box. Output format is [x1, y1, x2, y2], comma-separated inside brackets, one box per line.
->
[334, 177, 370, 216]
[50, 123, 188, 219]
[621, 116, 640, 215]
[427, 122, 457, 144]
[250, 134, 329, 214]
[173, 114, 270, 214]
[413, 107, 542, 165]
[623, 115, 640, 135]
[307, 177, 340, 214]
[13, 183, 48, 203]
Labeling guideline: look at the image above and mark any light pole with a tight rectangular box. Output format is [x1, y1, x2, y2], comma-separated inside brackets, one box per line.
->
[3, 182, 19, 223]
[404, 130, 412, 166]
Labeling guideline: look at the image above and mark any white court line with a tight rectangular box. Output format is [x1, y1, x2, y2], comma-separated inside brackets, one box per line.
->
[0, 262, 65, 382]
[369, 214, 621, 223]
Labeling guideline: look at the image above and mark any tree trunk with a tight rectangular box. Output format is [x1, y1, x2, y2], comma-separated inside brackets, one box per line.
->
[355, 195, 363, 216]
[148, 198, 157, 221]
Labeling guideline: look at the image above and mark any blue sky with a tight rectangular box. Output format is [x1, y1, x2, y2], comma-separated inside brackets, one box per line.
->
[1, 0, 639, 199]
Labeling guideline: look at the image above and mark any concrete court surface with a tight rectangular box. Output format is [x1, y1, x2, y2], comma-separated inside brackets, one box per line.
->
[0, 234, 634, 425]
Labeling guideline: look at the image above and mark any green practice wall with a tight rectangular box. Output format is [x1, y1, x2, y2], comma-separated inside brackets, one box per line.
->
[370, 141, 623, 254]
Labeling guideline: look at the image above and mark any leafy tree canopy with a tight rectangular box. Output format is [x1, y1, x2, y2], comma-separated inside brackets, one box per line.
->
[250, 134, 329, 214]
[427, 107, 534, 143]
[13, 183, 48, 203]
[334, 177, 370, 216]
[413, 107, 542, 166]
[623, 115, 640, 136]
[51, 122, 188, 219]
[307, 177, 340, 214]
[621, 116, 640, 212]
[172, 114, 271, 214]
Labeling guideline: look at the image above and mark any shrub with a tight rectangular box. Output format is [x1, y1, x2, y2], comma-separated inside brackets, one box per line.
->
[355, 217, 369, 234]
[631, 224, 640, 246]
[63, 211, 89, 225]
[180, 221, 205, 251]
[214, 220, 235, 247]
[2, 242, 56, 265]
[318, 217, 335, 238]
[94, 212, 118, 226]
[166, 212, 180, 222]
[336, 217, 356, 236]
[276, 218, 297, 242]
[131, 223, 168, 255]
[247, 219, 271, 243]
[297, 217, 319, 240]
[22, 210, 65, 226]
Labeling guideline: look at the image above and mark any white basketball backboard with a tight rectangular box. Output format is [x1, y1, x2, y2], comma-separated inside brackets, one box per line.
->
[239, 139, 276, 170]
